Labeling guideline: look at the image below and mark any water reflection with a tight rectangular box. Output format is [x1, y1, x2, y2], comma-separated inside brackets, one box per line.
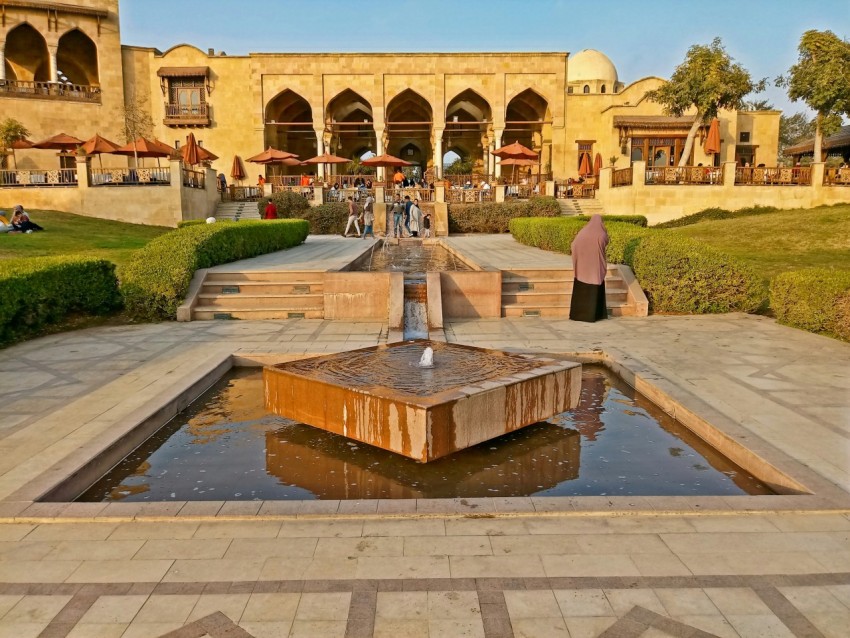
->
[351, 243, 473, 274]
[76, 366, 773, 502]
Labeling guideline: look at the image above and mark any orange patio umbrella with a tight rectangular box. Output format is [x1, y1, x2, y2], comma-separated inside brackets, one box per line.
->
[80, 134, 121, 168]
[113, 137, 176, 167]
[246, 146, 298, 164]
[703, 117, 721, 156]
[230, 155, 246, 183]
[32, 133, 84, 152]
[492, 141, 538, 160]
[8, 138, 34, 168]
[593, 153, 603, 176]
[360, 153, 412, 167]
[578, 152, 592, 177]
[499, 157, 535, 184]
[302, 151, 349, 177]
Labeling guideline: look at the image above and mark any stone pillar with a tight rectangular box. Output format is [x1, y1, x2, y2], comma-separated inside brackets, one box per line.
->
[721, 161, 737, 187]
[312, 186, 324, 206]
[545, 180, 556, 197]
[433, 129, 444, 180]
[632, 160, 646, 187]
[493, 129, 504, 179]
[374, 126, 385, 183]
[495, 185, 506, 203]
[314, 129, 325, 180]
[48, 45, 59, 83]
[0, 43, 6, 81]
[488, 144, 495, 176]
[75, 154, 90, 188]
[435, 184, 445, 204]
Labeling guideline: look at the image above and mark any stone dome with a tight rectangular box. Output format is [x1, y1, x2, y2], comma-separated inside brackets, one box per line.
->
[567, 49, 619, 84]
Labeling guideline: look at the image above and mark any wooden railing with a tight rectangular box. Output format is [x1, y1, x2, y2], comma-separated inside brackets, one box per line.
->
[182, 168, 205, 188]
[0, 168, 78, 187]
[0, 79, 101, 103]
[163, 102, 211, 125]
[325, 187, 374, 203]
[646, 166, 722, 185]
[505, 184, 540, 200]
[222, 186, 261, 201]
[735, 166, 811, 186]
[269, 176, 302, 187]
[824, 168, 850, 186]
[611, 167, 633, 188]
[90, 167, 171, 186]
[273, 184, 313, 198]
[323, 175, 374, 187]
[446, 188, 494, 204]
[383, 187, 435, 204]
[443, 174, 493, 188]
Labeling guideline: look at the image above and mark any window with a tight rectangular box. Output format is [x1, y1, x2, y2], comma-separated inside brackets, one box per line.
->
[577, 141, 594, 171]
[739, 131, 751, 143]
[170, 77, 205, 115]
[583, 85, 590, 94]
[601, 85, 606, 94]
[567, 86, 574, 94]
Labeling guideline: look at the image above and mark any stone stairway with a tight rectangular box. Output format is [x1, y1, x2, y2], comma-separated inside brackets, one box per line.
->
[191, 271, 325, 320]
[214, 200, 261, 222]
[558, 198, 605, 217]
[501, 266, 642, 318]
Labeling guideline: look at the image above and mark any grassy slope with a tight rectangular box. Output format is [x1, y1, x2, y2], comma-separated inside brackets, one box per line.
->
[0, 209, 170, 269]
[668, 204, 850, 282]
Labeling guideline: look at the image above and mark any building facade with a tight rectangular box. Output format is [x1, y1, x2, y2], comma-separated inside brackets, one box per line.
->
[1, 0, 780, 185]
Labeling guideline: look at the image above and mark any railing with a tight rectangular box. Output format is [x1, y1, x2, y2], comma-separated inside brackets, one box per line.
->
[325, 187, 374, 203]
[0, 168, 78, 187]
[443, 174, 493, 188]
[222, 186, 261, 201]
[505, 184, 540, 200]
[323, 175, 374, 187]
[646, 166, 722, 185]
[735, 166, 811, 186]
[182, 168, 205, 189]
[383, 187, 435, 203]
[611, 167, 633, 188]
[90, 167, 171, 186]
[0, 79, 101, 103]
[446, 188, 494, 204]
[274, 184, 313, 198]
[555, 181, 595, 199]
[163, 102, 211, 125]
[824, 168, 850, 186]
[269, 175, 301, 187]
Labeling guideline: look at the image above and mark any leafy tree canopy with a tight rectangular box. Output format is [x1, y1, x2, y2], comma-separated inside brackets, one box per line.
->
[0, 118, 30, 151]
[779, 30, 850, 118]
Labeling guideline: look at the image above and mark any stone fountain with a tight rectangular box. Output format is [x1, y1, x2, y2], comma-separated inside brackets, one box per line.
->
[264, 340, 581, 462]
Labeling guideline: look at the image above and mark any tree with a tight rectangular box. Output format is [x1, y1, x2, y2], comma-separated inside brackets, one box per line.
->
[444, 157, 474, 175]
[645, 38, 766, 166]
[0, 118, 30, 169]
[122, 90, 154, 165]
[743, 99, 775, 111]
[778, 111, 843, 162]
[777, 30, 850, 161]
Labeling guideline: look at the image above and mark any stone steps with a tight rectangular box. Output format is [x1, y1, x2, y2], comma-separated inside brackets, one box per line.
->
[191, 271, 326, 320]
[558, 198, 605, 217]
[193, 307, 325, 320]
[214, 200, 260, 221]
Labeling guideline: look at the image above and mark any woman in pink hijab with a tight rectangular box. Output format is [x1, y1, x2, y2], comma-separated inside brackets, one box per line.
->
[569, 215, 609, 322]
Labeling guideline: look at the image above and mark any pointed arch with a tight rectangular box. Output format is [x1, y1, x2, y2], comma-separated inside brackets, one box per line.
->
[4, 23, 49, 82]
[505, 89, 552, 178]
[264, 89, 316, 173]
[57, 28, 99, 85]
[446, 88, 492, 124]
[387, 89, 433, 173]
[386, 89, 432, 124]
[325, 89, 376, 160]
[326, 89, 373, 123]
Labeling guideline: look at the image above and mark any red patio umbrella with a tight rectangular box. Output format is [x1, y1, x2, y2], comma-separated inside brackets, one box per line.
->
[113, 137, 176, 167]
[80, 134, 121, 169]
[360, 153, 412, 167]
[32, 133, 84, 152]
[230, 155, 246, 183]
[302, 152, 349, 178]
[703, 117, 721, 156]
[246, 146, 298, 164]
[593, 153, 603, 176]
[578, 152, 592, 177]
[8, 138, 34, 168]
[492, 141, 539, 160]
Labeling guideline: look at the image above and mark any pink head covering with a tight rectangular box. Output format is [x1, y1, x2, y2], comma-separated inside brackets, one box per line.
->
[571, 215, 609, 285]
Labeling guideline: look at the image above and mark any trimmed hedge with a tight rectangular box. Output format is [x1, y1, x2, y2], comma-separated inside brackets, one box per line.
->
[121, 219, 309, 321]
[448, 197, 560, 233]
[292, 202, 349, 234]
[630, 234, 765, 314]
[655, 205, 779, 229]
[0, 256, 121, 346]
[258, 191, 311, 218]
[770, 269, 850, 341]
[577, 214, 648, 227]
[509, 217, 764, 314]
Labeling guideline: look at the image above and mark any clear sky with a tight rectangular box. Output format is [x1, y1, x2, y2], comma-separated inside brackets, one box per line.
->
[119, 0, 850, 118]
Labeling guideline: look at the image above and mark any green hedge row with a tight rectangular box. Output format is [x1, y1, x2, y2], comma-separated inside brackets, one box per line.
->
[770, 269, 850, 341]
[655, 205, 779, 228]
[291, 202, 349, 234]
[121, 219, 309, 321]
[577, 214, 648, 227]
[0, 256, 121, 346]
[448, 197, 560, 233]
[509, 217, 763, 314]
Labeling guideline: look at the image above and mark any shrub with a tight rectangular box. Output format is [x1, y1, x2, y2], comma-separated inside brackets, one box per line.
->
[121, 219, 309, 321]
[655, 205, 779, 228]
[630, 234, 765, 314]
[448, 197, 560, 233]
[770, 269, 850, 341]
[292, 202, 349, 234]
[258, 191, 311, 218]
[577, 214, 648, 227]
[0, 256, 121, 346]
[509, 217, 649, 264]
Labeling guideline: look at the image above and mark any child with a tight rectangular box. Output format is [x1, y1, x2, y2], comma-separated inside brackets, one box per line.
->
[423, 211, 432, 238]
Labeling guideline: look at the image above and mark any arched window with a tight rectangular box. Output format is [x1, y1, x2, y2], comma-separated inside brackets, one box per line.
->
[567, 86, 574, 94]
[601, 85, 606, 94]
[57, 29, 99, 85]
[583, 85, 590, 94]
[4, 23, 49, 82]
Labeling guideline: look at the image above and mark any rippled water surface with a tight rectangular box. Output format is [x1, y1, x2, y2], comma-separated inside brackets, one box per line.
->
[77, 366, 772, 501]
[352, 243, 473, 274]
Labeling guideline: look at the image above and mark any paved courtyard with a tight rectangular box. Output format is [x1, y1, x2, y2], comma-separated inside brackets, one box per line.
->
[0, 238, 848, 637]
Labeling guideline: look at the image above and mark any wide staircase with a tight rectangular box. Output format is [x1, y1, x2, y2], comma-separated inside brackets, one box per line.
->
[558, 198, 605, 217]
[214, 200, 261, 222]
[501, 267, 638, 318]
[191, 271, 325, 320]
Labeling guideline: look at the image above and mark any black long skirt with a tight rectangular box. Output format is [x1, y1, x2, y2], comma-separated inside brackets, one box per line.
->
[569, 279, 607, 322]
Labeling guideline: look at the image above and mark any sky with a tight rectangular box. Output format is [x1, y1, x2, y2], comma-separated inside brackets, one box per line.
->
[119, 0, 850, 118]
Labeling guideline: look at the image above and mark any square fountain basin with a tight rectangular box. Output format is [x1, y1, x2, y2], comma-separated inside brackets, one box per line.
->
[264, 340, 582, 462]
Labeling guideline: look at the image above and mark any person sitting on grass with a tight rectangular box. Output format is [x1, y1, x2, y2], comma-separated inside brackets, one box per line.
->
[10, 205, 44, 233]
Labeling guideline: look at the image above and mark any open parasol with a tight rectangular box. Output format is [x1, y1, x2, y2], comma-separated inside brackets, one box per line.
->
[32, 133, 84, 152]
[230, 155, 246, 183]
[8, 138, 34, 169]
[113, 137, 177, 167]
[360, 153, 412, 168]
[302, 152, 349, 178]
[499, 157, 536, 184]
[703, 117, 721, 156]
[80, 134, 121, 168]
[492, 141, 538, 160]
[246, 146, 298, 164]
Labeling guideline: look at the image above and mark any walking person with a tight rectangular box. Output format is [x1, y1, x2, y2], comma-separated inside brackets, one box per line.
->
[402, 195, 412, 237]
[569, 215, 609, 322]
[391, 196, 404, 238]
[422, 210, 432, 238]
[344, 196, 361, 237]
[362, 193, 375, 239]
[264, 199, 278, 220]
[408, 198, 422, 237]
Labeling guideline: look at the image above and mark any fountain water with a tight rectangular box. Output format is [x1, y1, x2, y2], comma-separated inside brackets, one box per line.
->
[418, 346, 434, 368]
[403, 278, 429, 340]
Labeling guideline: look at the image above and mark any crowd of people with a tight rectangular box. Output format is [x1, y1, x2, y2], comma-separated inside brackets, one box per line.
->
[0, 205, 44, 234]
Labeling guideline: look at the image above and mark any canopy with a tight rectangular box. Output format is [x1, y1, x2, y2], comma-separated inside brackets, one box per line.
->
[703, 117, 721, 155]
[360, 153, 412, 168]
[32, 133, 83, 151]
[246, 146, 298, 164]
[113, 137, 176, 158]
[492, 141, 538, 160]
[230, 155, 246, 181]
[579, 152, 592, 177]
[498, 158, 535, 167]
[80, 134, 120, 155]
[10, 138, 34, 150]
[594, 153, 603, 176]
[301, 152, 349, 165]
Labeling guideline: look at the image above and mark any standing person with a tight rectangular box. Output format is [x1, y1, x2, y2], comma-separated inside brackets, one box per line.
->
[264, 199, 278, 220]
[344, 196, 361, 237]
[408, 198, 422, 237]
[362, 193, 375, 239]
[422, 210, 432, 238]
[402, 195, 412, 237]
[569, 215, 609, 322]
[217, 173, 227, 192]
[257, 174, 265, 188]
[391, 196, 404, 238]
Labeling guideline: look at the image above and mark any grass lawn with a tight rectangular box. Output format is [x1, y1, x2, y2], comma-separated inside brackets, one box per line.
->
[668, 204, 850, 282]
[0, 209, 171, 269]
